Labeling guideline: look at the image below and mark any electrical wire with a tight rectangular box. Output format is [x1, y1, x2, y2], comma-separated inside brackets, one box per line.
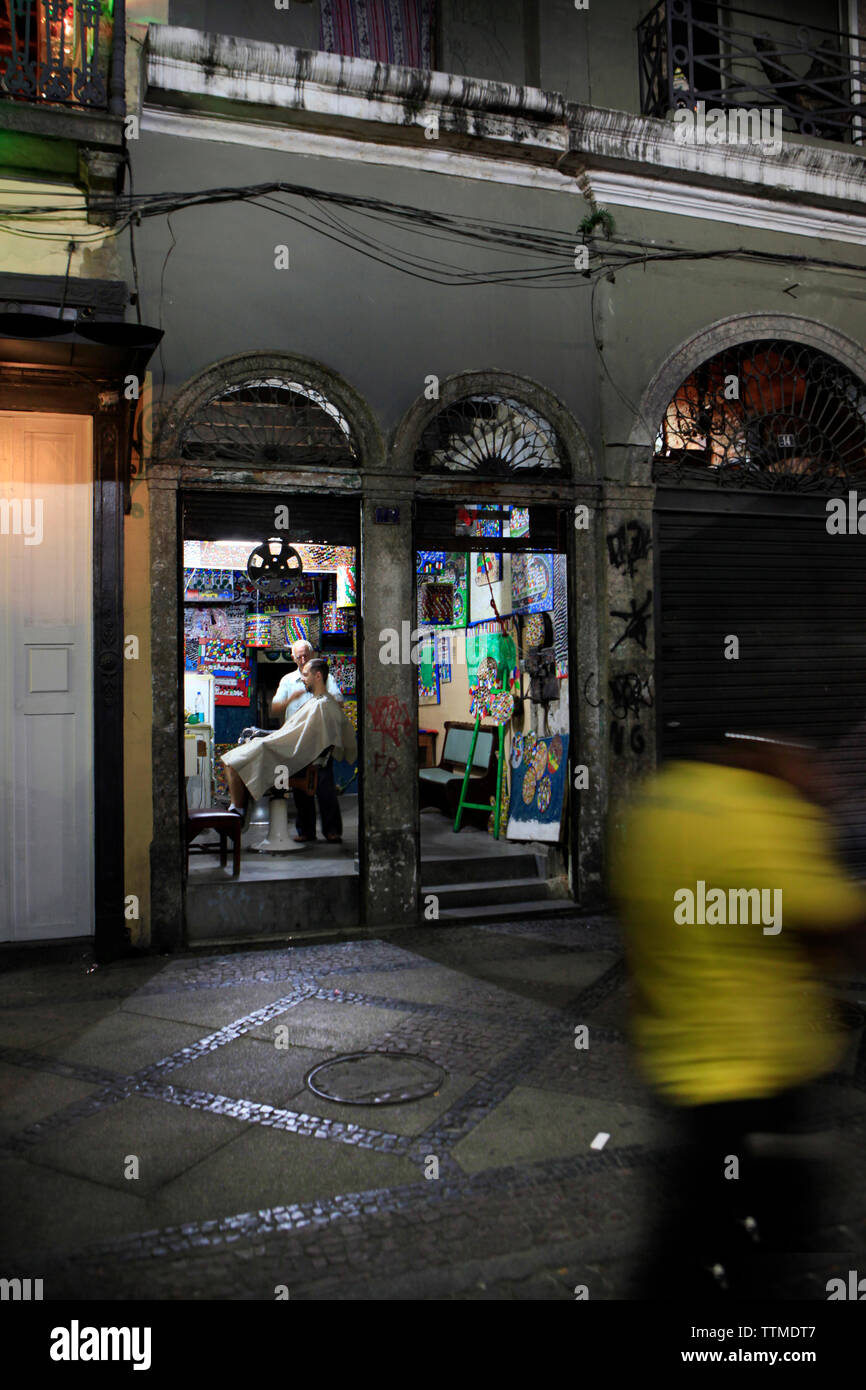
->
[3, 178, 866, 295]
[247, 192, 576, 287]
[156, 210, 177, 416]
[57, 239, 75, 319]
[123, 145, 143, 325]
[590, 271, 656, 443]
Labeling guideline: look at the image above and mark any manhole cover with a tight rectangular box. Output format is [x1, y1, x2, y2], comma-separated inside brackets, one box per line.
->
[306, 1051, 446, 1105]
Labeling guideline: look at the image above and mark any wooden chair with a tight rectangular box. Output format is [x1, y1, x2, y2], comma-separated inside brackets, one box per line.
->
[185, 781, 242, 878]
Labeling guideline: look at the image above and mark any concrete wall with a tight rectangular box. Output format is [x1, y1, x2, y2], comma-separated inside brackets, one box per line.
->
[122, 0, 866, 940]
[124, 380, 155, 949]
[419, 624, 558, 747]
[590, 202, 866, 460]
[163, 0, 822, 116]
[438, 0, 527, 85]
[130, 137, 599, 452]
[168, 1, 319, 49]
[7, 2, 864, 947]
[0, 179, 123, 280]
[124, 112, 866, 936]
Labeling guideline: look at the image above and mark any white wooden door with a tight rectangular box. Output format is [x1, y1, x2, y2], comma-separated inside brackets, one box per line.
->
[0, 413, 94, 941]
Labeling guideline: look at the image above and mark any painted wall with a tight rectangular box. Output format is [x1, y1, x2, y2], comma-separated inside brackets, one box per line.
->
[168, 0, 319, 48]
[124, 502, 153, 948]
[419, 626, 473, 743]
[130, 0, 169, 21]
[0, 179, 124, 281]
[125, 14, 866, 925]
[438, 0, 528, 85]
[162, 0, 840, 118]
[130, 125, 866, 487]
[129, 136, 600, 455]
[124, 374, 156, 947]
[590, 200, 866, 459]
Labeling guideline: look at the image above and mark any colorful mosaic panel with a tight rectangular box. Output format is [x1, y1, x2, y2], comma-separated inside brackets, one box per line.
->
[511, 552, 554, 615]
[419, 582, 454, 625]
[330, 654, 356, 695]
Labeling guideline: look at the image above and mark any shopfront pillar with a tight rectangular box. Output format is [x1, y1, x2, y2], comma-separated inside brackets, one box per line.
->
[149, 473, 185, 950]
[360, 494, 418, 928]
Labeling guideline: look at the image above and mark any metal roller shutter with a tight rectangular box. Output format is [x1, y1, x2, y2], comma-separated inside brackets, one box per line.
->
[656, 495, 866, 869]
[182, 489, 360, 543]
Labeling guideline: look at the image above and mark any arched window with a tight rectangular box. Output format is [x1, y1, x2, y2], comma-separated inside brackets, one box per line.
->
[177, 376, 359, 467]
[415, 395, 567, 476]
[653, 340, 866, 490]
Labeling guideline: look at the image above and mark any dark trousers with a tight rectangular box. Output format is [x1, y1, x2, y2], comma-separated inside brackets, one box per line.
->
[634, 1086, 827, 1299]
[292, 757, 342, 840]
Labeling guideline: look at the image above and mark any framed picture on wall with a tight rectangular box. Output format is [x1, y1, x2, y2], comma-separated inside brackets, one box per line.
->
[511, 552, 554, 615]
[474, 552, 502, 586]
[418, 632, 440, 705]
[419, 581, 454, 626]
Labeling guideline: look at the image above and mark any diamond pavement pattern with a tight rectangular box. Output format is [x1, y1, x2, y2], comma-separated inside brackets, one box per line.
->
[0, 918, 864, 1300]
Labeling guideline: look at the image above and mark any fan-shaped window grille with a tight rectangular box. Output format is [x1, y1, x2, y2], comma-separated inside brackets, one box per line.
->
[178, 377, 359, 466]
[415, 396, 566, 475]
[653, 340, 866, 491]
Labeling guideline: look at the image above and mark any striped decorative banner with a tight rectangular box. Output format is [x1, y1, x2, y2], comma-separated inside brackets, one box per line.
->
[553, 554, 569, 679]
[320, 0, 435, 69]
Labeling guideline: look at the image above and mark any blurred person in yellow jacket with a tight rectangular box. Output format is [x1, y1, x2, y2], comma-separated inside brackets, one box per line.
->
[611, 732, 866, 1299]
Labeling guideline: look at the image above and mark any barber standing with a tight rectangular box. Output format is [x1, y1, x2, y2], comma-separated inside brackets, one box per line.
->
[272, 640, 345, 843]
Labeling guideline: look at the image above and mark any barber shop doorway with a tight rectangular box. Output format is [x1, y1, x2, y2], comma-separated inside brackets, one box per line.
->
[415, 501, 577, 922]
[180, 489, 361, 942]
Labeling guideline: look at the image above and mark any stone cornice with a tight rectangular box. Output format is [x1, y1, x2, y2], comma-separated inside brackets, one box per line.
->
[562, 105, 866, 213]
[142, 25, 866, 216]
[146, 26, 565, 120]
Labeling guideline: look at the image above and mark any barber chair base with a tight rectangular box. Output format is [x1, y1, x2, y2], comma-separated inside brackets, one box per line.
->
[254, 790, 305, 853]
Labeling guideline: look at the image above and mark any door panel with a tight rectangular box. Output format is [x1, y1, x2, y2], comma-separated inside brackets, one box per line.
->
[0, 412, 94, 941]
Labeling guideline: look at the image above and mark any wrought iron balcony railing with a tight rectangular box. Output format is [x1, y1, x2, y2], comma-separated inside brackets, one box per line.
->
[638, 0, 866, 145]
[1, 0, 125, 112]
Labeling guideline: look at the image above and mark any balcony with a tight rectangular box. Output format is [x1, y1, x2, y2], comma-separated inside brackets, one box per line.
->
[1, 0, 124, 111]
[638, 0, 866, 146]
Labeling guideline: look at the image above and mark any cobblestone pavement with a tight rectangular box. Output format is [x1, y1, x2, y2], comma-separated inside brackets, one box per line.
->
[0, 916, 864, 1301]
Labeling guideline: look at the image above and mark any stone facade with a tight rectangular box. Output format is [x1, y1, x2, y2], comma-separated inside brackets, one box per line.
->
[5, 0, 866, 949]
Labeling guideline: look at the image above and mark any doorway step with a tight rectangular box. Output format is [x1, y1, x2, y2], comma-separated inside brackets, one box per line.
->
[421, 847, 575, 924]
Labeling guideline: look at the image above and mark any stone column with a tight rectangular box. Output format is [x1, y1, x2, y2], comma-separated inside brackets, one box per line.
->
[572, 483, 607, 906]
[601, 486, 657, 845]
[360, 493, 418, 929]
[148, 472, 184, 950]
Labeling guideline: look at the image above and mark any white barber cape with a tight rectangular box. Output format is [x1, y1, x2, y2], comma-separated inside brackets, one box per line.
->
[221, 693, 357, 802]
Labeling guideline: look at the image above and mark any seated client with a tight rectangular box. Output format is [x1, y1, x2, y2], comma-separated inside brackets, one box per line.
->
[222, 658, 357, 815]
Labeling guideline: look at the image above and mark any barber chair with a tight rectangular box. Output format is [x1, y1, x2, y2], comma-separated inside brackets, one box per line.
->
[255, 747, 335, 853]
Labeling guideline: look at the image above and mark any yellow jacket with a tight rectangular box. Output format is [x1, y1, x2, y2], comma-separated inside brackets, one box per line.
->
[610, 761, 865, 1106]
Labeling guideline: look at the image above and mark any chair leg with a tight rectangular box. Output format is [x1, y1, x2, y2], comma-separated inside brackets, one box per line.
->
[232, 827, 241, 878]
[219, 833, 227, 868]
